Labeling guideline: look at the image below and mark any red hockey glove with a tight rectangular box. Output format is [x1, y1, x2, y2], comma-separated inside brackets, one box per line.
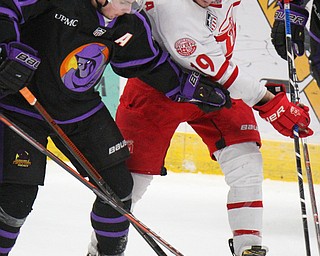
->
[254, 92, 313, 138]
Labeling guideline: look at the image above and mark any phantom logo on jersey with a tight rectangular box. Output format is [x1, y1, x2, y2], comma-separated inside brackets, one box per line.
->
[60, 43, 110, 92]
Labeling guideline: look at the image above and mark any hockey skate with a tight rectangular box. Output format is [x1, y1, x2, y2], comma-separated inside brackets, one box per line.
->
[87, 232, 126, 256]
[228, 239, 268, 256]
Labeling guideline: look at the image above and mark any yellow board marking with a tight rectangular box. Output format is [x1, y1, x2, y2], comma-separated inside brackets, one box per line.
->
[47, 132, 320, 183]
[165, 132, 320, 183]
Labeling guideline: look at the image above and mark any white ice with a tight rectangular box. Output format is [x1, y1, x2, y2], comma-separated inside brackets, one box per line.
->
[10, 161, 320, 256]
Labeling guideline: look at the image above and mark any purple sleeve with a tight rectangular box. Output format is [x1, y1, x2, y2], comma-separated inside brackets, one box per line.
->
[0, 0, 51, 43]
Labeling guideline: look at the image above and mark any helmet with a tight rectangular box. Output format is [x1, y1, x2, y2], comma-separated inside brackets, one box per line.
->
[130, 0, 146, 13]
[98, 0, 146, 14]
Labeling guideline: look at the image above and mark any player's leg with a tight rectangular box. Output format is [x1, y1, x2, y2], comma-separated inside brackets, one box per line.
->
[116, 78, 202, 206]
[88, 162, 132, 256]
[51, 107, 133, 256]
[189, 99, 267, 255]
[214, 142, 267, 256]
[0, 111, 48, 255]
[85, 163, 132, 256]
[131, 173, 153, 209]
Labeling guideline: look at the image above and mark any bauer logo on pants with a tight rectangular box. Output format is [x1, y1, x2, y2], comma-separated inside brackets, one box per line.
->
[109, 140, 127, 155]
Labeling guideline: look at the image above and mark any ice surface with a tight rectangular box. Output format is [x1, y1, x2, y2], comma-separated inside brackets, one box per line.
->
[10, 161, 320, 256]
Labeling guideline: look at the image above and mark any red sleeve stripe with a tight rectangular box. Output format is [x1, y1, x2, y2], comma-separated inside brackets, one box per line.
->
[227, 200, 263, 210]
[233, 229, 261, 237]
[211, 60, 230, 81]
[223, 65, 239, 89]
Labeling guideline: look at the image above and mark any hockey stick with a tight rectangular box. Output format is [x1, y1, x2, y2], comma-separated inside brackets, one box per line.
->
[0, 112, 171, 256]
[0, 111, 178, 256]
[15, 87, 183, 256]
[283, 1, 311, 255]
[303, 143, 320, 255]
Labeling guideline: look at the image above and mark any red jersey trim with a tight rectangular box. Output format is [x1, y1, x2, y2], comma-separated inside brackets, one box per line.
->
[209, 3, 222, 8]
[233, 230, 261, 237]
[223, 65, 239, 89]
[209, 0, 241, 8]
[227, 200, 263, 210]
[211, 60, 230, 81]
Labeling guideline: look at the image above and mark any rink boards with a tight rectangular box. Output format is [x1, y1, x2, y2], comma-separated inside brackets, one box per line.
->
[165, 132, 320, 184]
[47, 134, 320, 184]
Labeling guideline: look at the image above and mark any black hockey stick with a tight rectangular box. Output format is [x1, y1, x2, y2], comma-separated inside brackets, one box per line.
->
[283, 1, 311, 255]
[0, 111, 177, 256]
[303, 143, 320, 255]
[0, 112, 170, 255]
[261, 76, 320, 253]
[15, 87, 183, 256]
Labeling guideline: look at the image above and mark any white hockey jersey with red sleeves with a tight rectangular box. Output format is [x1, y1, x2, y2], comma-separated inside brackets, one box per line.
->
[144, 0, 267, 107]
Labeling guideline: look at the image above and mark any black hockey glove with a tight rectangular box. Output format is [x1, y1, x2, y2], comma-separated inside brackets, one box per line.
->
[166, 71, 231, 113]
[0, 41, 40, 96]
[271, 2, 309, 60]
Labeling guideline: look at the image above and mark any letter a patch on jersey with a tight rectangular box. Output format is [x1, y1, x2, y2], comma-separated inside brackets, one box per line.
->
[115, 33, 133, 47]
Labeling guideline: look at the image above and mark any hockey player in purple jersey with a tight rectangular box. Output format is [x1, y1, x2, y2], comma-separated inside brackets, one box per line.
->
[271, 0, 320, 86]
[0, 0, 231, 255]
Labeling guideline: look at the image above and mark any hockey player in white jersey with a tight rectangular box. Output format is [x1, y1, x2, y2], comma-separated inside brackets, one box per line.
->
[92, 0, 313, 255]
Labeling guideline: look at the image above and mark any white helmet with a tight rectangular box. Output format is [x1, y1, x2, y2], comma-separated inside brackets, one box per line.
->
[108, 0, 146, 13]
[95, 0, 146, 14]
[130, 0, 147, 13]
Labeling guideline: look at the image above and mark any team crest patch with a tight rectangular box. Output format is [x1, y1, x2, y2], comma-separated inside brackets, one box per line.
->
[12, 150, 32, 168]
[206, 11, 218, 32]
[174, 38, 197, 57]
[93, 27, 106, 37]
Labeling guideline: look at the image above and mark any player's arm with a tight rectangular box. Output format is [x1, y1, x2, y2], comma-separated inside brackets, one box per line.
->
[270, 0, 309, 60]
[0, 0, 45, 98]
[168, 37, 312, 137]
[252, 83, 313, 138]
[110, 11, 180, 91]
[193, 54, 313, 138]
[110, 11, 231, 111]
[168, 38, 267, 107]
